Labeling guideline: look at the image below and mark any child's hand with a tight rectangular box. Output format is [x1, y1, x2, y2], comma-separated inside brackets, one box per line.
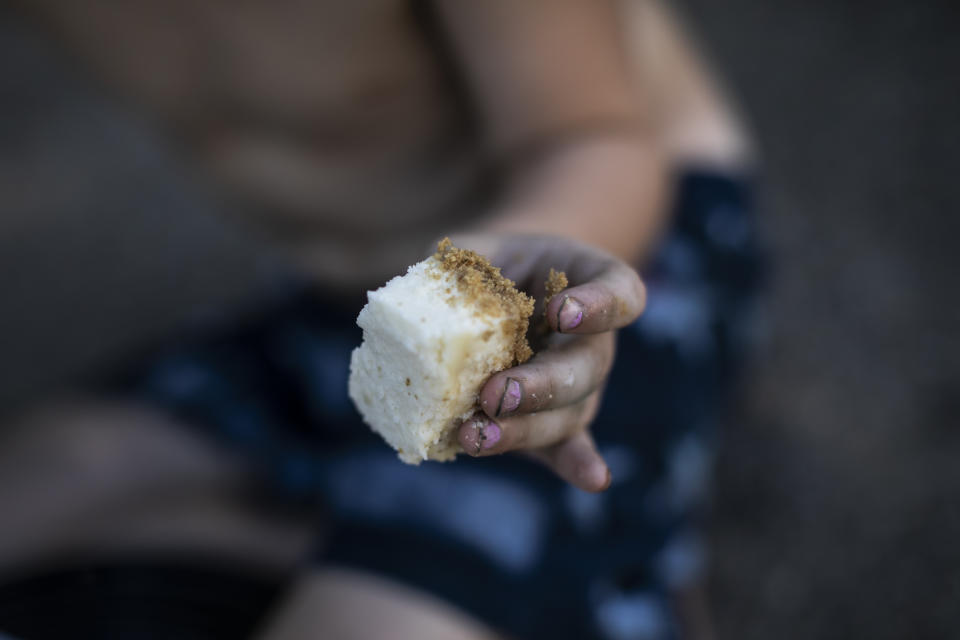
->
[449, 233, 646, 492]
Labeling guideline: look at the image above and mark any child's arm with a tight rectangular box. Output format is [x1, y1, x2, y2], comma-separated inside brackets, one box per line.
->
[437, 0, 664, 491]
[437, 0, 668, 263]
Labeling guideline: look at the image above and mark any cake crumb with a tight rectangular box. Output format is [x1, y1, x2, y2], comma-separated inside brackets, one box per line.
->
[528, 268, 569, 340]
[543, 268, 569, 310]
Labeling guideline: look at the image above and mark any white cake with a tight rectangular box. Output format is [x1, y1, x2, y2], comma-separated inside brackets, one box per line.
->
[348, 239, 535, 463]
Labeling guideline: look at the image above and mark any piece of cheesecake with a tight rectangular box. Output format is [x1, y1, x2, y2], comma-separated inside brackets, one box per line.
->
[348, 239, 535, 463]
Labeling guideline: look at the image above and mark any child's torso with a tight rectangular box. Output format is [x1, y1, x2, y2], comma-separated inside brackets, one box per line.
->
[25, 0, 490, 291]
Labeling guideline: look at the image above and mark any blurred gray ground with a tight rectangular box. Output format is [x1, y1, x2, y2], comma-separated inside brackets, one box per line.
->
[1, 1, 959, 638]
[677, 1, 960, 638]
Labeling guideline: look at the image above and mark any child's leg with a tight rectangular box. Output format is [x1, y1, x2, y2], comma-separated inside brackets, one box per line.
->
[0, 397, 315, 576]
[256, 568, 499, 640]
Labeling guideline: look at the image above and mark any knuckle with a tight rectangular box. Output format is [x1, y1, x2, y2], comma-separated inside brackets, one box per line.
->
[531, 362, 559, 411]
[544, 373, 558, 410]
[520, 369, 543, 412]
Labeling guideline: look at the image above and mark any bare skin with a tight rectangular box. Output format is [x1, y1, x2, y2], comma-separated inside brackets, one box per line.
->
[0, 397, 316, 578]
[253, 568, 500, 640]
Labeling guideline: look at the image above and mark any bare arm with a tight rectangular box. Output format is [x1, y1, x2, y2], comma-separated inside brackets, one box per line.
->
[437, 0, 668, 263]
[433, 1, 664, 490]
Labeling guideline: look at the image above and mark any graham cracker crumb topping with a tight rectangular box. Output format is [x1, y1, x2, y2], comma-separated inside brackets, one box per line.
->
[434, 238, 535, 364]
[544, 268, 569, 310]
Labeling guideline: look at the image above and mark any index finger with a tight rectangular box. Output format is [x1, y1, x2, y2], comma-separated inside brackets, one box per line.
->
[545, 260, 646, 334]
[478, 331, 615, 419]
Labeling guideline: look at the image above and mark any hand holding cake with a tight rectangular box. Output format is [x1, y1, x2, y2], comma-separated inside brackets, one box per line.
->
[349, 233, 646, 492]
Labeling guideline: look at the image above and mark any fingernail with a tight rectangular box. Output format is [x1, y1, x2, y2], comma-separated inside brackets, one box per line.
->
[460, 416, 502, 454]
[459, 419, 481, 452]
[557, 296, 584, 332]
[479, 419, 501, 450]
[497, 378, 522, 416]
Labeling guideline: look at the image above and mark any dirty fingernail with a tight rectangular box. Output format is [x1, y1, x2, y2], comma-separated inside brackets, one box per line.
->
[479, 420, 501, 450]
[459, 419, 480, 452]
[498, 378, 522, 416]
[557, 296, 584, 332]
[459, 416, 502, 454]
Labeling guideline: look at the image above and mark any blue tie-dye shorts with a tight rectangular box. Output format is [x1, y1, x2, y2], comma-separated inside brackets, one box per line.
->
[115, 170, 764, 640]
